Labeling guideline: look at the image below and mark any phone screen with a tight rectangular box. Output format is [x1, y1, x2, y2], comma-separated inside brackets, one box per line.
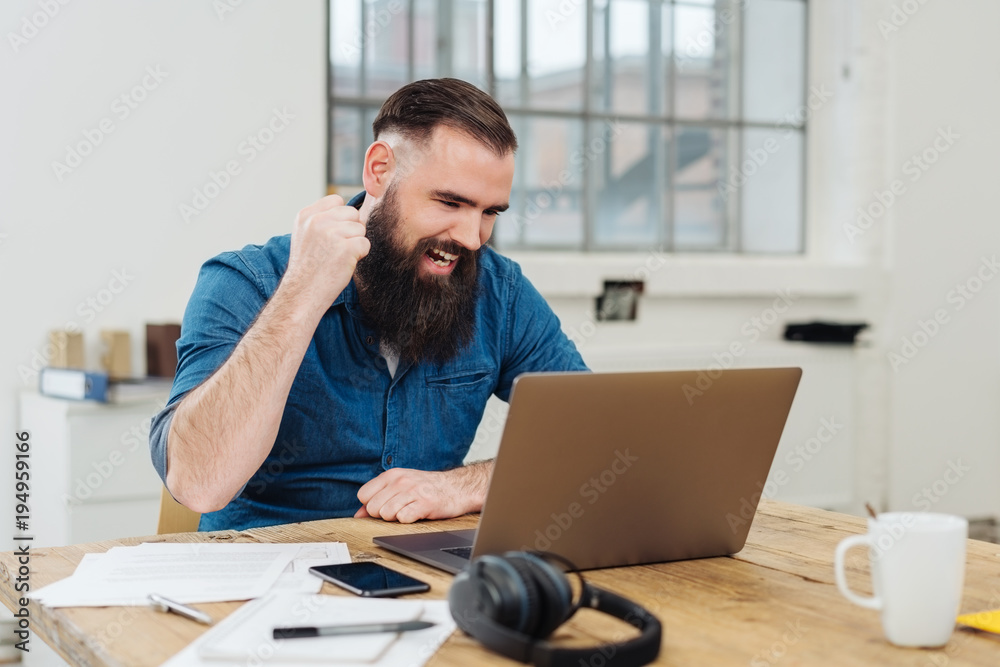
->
[308, 562, 430, 597]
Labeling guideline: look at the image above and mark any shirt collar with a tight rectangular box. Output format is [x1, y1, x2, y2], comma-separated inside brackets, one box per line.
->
[347, 191, 366, 209]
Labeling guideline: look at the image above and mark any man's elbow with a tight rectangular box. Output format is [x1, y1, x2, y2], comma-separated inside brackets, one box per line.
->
[165, 468, 230, 514]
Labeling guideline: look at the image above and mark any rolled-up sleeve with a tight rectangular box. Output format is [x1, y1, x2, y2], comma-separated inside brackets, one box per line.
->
[148, 251, 275, 488]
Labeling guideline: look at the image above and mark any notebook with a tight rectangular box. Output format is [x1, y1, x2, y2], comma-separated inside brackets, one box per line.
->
[374, 367, 802, 573]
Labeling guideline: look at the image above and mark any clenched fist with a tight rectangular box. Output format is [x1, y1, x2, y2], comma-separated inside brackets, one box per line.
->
[282, 195, 371, 310]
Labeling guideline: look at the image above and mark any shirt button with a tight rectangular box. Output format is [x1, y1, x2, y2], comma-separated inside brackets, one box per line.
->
[366, 336, 374, 345]
[386, 455, 393, 466]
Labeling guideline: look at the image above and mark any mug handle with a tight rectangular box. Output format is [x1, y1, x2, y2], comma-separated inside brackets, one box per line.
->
[834, 534, 883, 611]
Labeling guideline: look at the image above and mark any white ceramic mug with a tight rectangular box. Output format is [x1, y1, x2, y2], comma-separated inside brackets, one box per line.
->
[833, 512, 967, 647]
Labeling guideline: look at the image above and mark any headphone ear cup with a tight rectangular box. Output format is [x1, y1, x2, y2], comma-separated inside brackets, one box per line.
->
[450, 554, 540, 635]
[498, 556, 543, 635]
[504, 552, 574, 638]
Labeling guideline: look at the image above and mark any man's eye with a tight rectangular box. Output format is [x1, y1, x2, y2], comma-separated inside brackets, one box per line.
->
[439, 200, 459, 208]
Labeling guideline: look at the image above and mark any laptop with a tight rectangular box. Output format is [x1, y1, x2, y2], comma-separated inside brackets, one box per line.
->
[373, 367, 802, 573]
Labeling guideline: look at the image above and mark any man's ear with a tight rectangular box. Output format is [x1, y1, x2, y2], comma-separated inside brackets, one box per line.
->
[362, 140, 395, 198]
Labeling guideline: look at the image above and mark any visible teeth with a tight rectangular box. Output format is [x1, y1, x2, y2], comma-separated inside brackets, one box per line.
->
[432, 248, 458, 261]
[431, 258, 451, 267]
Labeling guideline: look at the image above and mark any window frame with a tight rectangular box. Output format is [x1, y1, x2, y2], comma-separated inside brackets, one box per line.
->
[327, 0, 809, 256]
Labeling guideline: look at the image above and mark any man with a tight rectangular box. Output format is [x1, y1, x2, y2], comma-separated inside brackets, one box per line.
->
[149, 78, 588, 531]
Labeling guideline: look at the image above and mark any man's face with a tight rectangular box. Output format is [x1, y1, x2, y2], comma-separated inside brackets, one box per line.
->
[353, 126, 515, 365]
[383, 124, 515, 275]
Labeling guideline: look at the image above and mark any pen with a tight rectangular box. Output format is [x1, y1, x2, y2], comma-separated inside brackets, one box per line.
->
[273, 620, 436, 639]
[148, 593, 214, 625]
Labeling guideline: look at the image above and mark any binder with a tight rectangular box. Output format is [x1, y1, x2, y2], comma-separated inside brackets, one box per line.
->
[39, 368, 109, 402]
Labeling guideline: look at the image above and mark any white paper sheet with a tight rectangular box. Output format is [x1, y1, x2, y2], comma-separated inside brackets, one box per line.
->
[161, 596, 456, 667]
[29, 542, 350, 607]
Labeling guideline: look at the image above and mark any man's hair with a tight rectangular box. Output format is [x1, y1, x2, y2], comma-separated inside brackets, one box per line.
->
[372, 78, 517, 157]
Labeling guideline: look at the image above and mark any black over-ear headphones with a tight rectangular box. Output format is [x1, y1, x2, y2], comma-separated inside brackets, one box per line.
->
[449, 551, 662, 667]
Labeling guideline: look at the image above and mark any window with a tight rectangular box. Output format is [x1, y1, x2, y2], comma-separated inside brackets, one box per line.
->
[329, 0, 807, 253]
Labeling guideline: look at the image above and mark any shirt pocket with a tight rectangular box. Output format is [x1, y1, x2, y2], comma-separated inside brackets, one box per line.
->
[424, 368, 494, 388]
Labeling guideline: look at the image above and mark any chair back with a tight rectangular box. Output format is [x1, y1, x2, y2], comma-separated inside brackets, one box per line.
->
[157, 486, 201, 534]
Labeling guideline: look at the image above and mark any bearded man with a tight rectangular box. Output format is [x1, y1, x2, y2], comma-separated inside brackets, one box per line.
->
[149, 78, 588, 531]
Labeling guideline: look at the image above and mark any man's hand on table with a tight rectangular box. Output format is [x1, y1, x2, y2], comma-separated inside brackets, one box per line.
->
[355, 461, 494, 523]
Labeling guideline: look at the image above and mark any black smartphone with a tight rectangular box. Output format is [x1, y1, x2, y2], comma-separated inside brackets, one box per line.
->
[308, 562, 430, 597]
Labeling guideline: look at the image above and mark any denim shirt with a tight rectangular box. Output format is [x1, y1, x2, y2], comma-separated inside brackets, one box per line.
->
[148, 217, 588, 530]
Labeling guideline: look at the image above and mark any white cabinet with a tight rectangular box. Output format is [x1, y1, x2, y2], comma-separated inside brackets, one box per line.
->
[19, 391, 168, 548]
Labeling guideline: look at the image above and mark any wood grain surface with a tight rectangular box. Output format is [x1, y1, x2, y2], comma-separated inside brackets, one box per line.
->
[2, 500, 999, 666]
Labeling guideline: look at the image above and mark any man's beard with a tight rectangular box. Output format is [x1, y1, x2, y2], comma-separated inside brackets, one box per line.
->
[354, 186, 481, 366]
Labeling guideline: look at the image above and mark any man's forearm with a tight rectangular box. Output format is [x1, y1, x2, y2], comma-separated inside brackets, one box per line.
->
[451, 459, 494, 514]
[166, 279, 325, 513]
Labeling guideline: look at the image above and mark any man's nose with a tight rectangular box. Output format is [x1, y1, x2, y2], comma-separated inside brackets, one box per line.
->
[448, 212, 483, 251]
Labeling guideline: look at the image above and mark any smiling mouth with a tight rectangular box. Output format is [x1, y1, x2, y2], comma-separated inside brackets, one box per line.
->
[426, 247, 459, 268]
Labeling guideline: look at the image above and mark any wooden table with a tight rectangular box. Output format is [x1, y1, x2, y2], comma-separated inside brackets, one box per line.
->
[2, 500, 999, 666]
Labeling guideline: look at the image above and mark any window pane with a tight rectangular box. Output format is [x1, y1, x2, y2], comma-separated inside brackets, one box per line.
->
[331, 107, 363, 185]
[673, 126, 733, 249]
[452, 0, 489, 89]
[494, 0, 522, 106]
[593, 0, 641, 115]
[527, 0, 586, 111]
[413, 0, 438, 81]
[740, 128, 803, 253]
[363, 0, 409, 98]
[673, 1, 738, 120]
[743, 0, 806, 123]
[331, 0, 361, 96]
[593, 121, 666, 248]
[496, 116, 585, 249]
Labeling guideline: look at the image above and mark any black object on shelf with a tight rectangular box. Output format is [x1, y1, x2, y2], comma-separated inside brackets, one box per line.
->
[783, 321, 868, 344]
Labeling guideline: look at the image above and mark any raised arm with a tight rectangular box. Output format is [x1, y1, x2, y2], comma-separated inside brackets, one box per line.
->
[165, 195, 370, 513]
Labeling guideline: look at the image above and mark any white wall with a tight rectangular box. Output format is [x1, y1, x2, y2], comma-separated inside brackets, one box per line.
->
[0, 0, 327, 548]
[881, 1, 1000, 517]
[2, 0, 999, 555]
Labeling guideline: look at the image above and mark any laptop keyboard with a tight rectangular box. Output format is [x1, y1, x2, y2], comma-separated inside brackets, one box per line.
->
[441, 546, 473, 560]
